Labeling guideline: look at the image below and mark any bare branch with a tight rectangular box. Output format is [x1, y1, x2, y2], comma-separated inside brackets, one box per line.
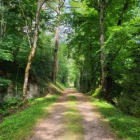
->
[64, 6, 80, 9]
[46, 2, 58, 14]
[18, 0, 32, 48]
[59, 0, 65, 9]
[39, 0, 47, 11]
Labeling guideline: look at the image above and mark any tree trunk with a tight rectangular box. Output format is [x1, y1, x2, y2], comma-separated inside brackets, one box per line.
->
[50, 0, 65, 83]
[117, 0, 129, 26]
[89, 43, 95, 89]
[99, 0, 106, 91]
[22, 0, 42, 103]
[52, 10, 60, 83]
[105, 61, 113, 101]
[80, 70, 83, 92]
[0, 0, 4, 36]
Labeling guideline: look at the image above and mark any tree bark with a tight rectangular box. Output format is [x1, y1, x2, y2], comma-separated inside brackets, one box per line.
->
[105, 62, 113, 101]
[99, 0, 106, 91]
[22, 0, 42, 103]
[89, 38, 95, 90]
[52, 10, 60, 83]
[117, 0, 129, 26]
[51, 0, 65, 83]
[0, 0, 4, 36]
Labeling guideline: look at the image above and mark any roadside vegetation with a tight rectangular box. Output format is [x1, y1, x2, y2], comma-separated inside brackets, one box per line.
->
[0, 82, 65, 140]
[0, 95, 58, 140]
[0, 82, 64, 120]
[91, 98, 140, 140]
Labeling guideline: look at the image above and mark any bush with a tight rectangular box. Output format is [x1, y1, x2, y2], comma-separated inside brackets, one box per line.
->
[130, 92, 140, 117]
[92, 98, 140, 140]
[3, 98, 22, 107]
[118, 93, 140, 117]
[117, 95, 133, 114]
[0, 98, 22, 116]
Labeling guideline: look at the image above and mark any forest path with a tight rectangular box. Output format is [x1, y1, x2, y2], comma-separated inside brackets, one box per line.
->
[26, 88, 120, 140]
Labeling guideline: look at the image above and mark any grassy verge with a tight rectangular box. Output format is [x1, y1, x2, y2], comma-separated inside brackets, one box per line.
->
[91, 98, 140, 140]
[63, 95, 84, 140]
[0, 95, 58, 140]
[48, 82, 65, 95]
[0, 82, 65, 120]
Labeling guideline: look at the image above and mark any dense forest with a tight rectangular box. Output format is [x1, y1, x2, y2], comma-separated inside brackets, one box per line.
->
[0, 0, 140, 140]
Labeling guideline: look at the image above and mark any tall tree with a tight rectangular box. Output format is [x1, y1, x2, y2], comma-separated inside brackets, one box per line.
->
[47, 0, 65, 83]
[22, 0, 45, 103]
[117, 0, 129, 26]
[95, 0, 112, 96]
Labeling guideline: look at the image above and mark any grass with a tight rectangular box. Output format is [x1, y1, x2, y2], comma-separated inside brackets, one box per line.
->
[48, 82, 64, 95]
[68, 94, 77, 100]
[0, 95, 58, 140]
[91, 98, 140, 140]
[63, 95, 84, 140]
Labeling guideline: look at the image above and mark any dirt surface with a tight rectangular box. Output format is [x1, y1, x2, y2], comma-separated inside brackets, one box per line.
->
[26, 88, 122, 140]
[26, 91, 68, 140]
[75, 90, 121, 140]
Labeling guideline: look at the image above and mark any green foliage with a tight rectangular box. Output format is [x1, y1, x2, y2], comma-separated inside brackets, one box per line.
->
[0, 98, 22, 116]
[57, 44, 70, 86]
[1, 98, 22, 116]
[0, 0, 65, 98]
[118, 93, 140, 117]
[92, 98, 140, 140]
[0, 98, 21, 116]
[66, 2, 101, 92]
[0, 78, 11, 87]
[104, 18, 140, 116]
[0, 49, 13, 62]
[32, 33, 54, 85]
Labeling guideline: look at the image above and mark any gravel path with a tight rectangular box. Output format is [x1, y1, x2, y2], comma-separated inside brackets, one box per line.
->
[26, 88, 122, 140]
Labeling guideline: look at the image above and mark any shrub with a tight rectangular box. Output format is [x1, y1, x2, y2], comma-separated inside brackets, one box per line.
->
[118, 92, 140, 117]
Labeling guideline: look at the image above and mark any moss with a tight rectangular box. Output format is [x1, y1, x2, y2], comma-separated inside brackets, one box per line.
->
[91, 86, 102, 98]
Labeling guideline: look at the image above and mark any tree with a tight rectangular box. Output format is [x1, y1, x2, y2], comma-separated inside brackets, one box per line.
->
[92, 0, 112, 97]
[22, 0, 45, 103]
[47, 0, 65, 83]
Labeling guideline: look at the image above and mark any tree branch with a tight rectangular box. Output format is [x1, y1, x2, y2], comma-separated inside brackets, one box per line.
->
[39, 0, 47, 11]
[59, 0, 65, 9]
[46, 2, 58, 14]
[64, 6, 80, 9]
[18, 0, 32, 48]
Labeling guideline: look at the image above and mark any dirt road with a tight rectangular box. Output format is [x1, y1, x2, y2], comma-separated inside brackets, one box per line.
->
[27, 88, 121, 140]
